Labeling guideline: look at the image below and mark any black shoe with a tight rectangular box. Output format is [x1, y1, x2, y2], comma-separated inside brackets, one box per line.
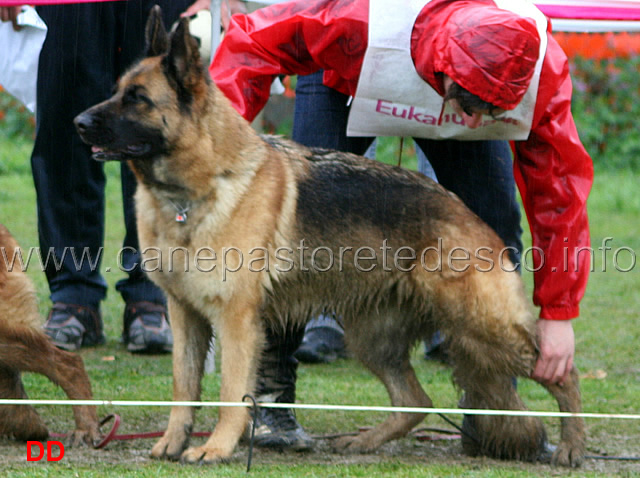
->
[423, 331, 450, 364]
[247, 404, 314, 451]
[294, 326, 346, 364]
[537, 442, 557, 464]
[44, 303, 105, 351]
[123, 301, 172, 354]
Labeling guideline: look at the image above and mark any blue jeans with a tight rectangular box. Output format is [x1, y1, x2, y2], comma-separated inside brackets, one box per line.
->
[293, 71, 523, 262]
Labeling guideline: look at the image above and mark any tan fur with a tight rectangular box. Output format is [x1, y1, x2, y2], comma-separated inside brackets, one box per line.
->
[0, 224, 101, 446]
[73, 7, 585, 467]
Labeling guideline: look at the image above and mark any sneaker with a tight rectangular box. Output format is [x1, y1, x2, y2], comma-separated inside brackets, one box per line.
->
[247, 403, 314, 451]
[123, 301, 172, 354]
[294, 326, 347, 364]
[43, 303, 105, 351]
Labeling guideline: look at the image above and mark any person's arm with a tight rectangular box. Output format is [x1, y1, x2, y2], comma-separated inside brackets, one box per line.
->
[513, 38, 593, 384]
[209, 0, 368, 121]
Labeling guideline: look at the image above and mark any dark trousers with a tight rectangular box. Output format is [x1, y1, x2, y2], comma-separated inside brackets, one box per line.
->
[258, 71, 523, 399]
[33, 1, 190, 308]
[292, 72, 523, 256]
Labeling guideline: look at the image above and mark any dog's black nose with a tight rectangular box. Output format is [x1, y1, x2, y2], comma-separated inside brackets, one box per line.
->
[74, 112, 94, 134]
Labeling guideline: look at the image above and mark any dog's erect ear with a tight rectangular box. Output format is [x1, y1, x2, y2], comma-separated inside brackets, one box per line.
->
[166, 18, 204, 80]
[164, 16, 208, 102]
[145, 5, 169, 57]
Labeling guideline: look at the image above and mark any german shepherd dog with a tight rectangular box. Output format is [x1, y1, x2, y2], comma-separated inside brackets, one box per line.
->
[0, 224, 101, 446]
[74, 7, 585, 467]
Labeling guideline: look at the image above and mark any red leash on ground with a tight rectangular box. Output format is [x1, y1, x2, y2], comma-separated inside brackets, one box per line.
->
[51, 414, 211, 449]
[50, 415, 640, 462]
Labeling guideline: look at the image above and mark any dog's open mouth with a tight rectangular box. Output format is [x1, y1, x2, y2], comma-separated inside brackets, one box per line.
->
[91, 144, 151, 161]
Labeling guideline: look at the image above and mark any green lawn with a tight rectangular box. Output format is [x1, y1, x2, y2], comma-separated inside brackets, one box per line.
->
[0, 135, 638, 476]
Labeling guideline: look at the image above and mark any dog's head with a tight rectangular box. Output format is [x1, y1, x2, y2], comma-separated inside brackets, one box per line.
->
[74, 5, 208, 162]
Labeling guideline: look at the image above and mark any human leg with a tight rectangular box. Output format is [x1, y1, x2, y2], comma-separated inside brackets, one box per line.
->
[114, 0, 191, 353]
[292, 71, 374, 154]
[415, 139, 522, 361]
[253, 72, 374, 448]
[293, 71, 375, 363]
[249, 325, 313, 450]
[415, 139, 523, 265]
[35, 3, 120, 349]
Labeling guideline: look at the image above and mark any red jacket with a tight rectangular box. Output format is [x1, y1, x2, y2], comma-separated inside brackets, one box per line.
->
[210, 0, 593, 320]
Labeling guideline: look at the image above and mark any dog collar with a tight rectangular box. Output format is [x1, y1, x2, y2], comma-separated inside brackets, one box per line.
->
[168, 199, 190, 223]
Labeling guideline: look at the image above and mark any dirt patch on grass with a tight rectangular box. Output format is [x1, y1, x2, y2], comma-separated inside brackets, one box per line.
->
[2, 423, 638, 474]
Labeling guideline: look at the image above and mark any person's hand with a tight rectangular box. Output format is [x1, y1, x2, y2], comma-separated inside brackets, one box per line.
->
[531, 319, 575, 386]
[0, 6, 22, 31]
[182, 0, 247, 31]
[182, 0, 211, 18]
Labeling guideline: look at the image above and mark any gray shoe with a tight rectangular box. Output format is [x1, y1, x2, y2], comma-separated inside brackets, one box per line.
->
[44, 303, 105, 351]
[123, 301, 172, 354]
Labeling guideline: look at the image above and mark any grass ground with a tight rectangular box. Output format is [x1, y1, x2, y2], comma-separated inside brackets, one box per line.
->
[0, 135, 639, 476]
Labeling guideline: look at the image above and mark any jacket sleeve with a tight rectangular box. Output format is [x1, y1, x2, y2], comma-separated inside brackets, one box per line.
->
[209, 0, 368, 121]
[513, 36, 593, 320]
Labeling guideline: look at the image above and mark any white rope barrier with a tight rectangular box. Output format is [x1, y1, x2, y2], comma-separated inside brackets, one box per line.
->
[1, 399, 639, 420]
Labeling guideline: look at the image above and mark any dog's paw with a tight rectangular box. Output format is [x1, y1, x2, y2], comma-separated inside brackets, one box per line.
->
[151, 430, 190, 461]
[551, 442, 585, 468]
[180, 445, 231, 464]
[65, 429, 101, 448]
[332, 434, 376, 454]
[6, 406, 49, 441]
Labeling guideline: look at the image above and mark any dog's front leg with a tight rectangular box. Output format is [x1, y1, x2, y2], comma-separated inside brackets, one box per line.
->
[543, 366, 586, 467]
[180, 298, 263, 464]
[151, 298, 212, 461]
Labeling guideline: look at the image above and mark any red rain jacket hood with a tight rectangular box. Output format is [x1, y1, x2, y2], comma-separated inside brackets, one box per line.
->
[415, 0, 540, 110]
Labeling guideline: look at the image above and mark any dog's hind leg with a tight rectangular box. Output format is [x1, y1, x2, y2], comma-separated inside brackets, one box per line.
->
[179, 297, 264, 464]
[0, 329, 99, 445]
[334, 360, 431, 453]
[539, 366, 585, 467]
[0, 364, 49, 441]
[26, 343, 100, 446]
[445, 270, 548, 462]
[152, 298, 213, 461]
[458, 377, 547, 462]
[452, 330, 547, 462]
[333, 310, 432, 452]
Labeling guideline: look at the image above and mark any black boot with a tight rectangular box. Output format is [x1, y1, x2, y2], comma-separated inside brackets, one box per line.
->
[423, 330, 450, 364]
[294, 315, 347, 364]
[248, 325, 314, 451]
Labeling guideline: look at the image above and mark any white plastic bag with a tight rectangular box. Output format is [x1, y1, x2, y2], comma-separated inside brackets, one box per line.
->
[0, 6, 47, 113]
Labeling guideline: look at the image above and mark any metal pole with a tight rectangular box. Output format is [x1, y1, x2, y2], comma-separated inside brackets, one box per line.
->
[209, 0, 221, 63]
[205, 0, 221, 375]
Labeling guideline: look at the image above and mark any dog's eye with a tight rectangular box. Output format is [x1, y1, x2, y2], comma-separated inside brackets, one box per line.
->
[123, 86, 153, 108]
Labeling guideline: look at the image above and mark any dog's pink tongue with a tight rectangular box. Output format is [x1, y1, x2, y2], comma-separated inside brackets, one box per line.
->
[92, 146, 103, 153]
